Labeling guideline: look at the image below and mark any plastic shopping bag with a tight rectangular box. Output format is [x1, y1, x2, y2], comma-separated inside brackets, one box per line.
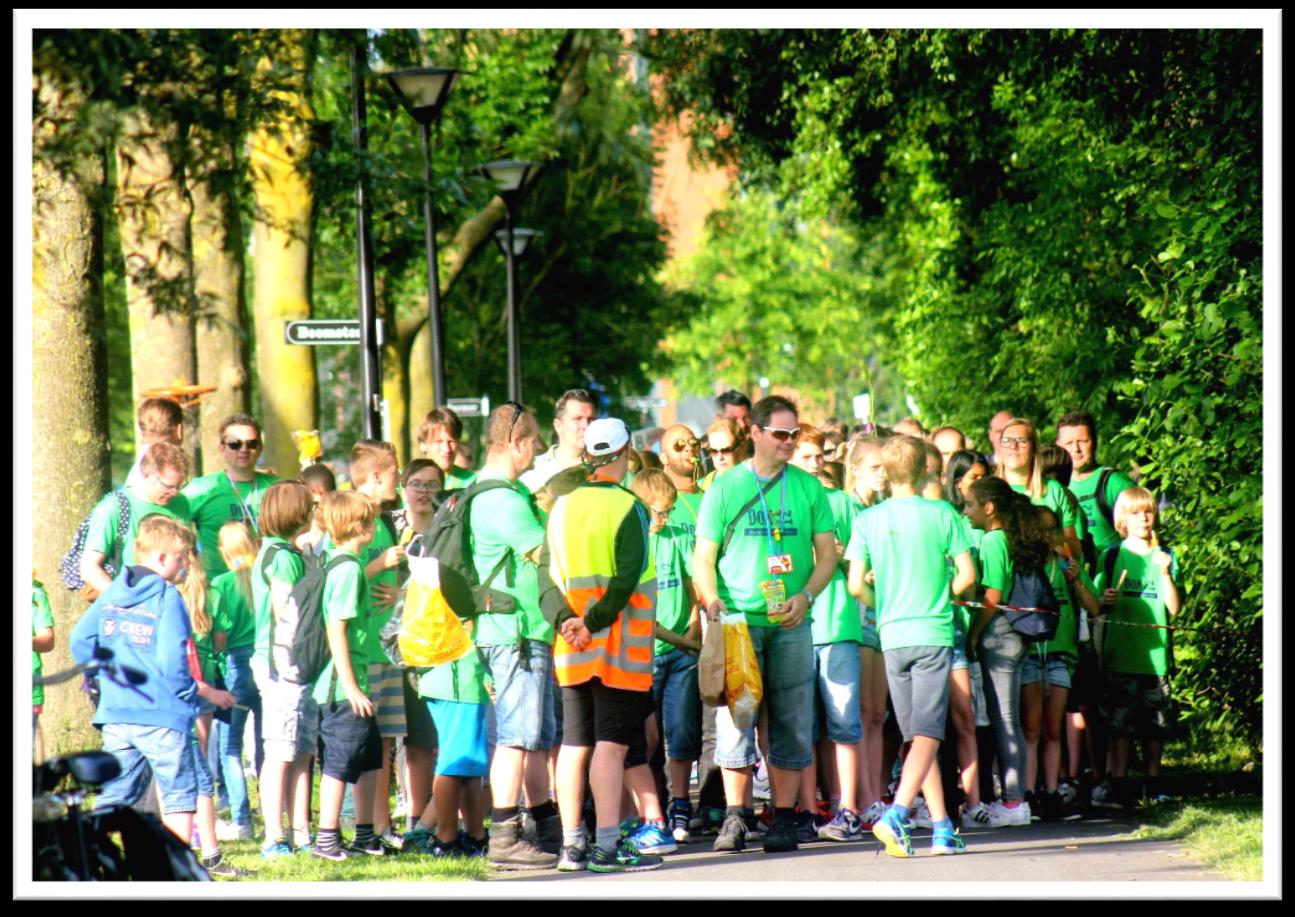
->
[380, 549, 473, 668]
[722, 612, 763, 729]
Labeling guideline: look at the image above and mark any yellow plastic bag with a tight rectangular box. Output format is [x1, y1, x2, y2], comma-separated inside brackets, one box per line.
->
[393, 553, 473, 668]
[722, 612, 763, 729]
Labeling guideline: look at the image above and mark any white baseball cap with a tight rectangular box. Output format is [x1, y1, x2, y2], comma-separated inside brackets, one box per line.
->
[585, 418, 630, 457]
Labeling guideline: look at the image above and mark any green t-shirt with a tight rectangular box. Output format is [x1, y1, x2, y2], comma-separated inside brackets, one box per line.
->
[193, 628, 222, 683]
[1038, 557, 1096, 666]
[182, 471, 278, 577]
[846, 495, 970, 651]
[1010, 479, 1081, 539]
[359, 513, 399, 664]
[669, 489, 703, 561]
[33, 582, 54, 707]
[313, 552, 370, 704]
[978, 529, 1013, 595]
[811, 488, 864, 646]
[652, 525, 694, 655]
[210, 571, 257, 652]
[417, 646, 489, 704]
[444, 465, 478, 492]
[468, 470, 553, 646]
[252, 537, 306, 666]
[951, 514, 983, 634]
[695, 461, 835, 627]
[1095, 543, 1178, 676]
[1068, 466, 1136, 553]
[86, 489, 191, 570]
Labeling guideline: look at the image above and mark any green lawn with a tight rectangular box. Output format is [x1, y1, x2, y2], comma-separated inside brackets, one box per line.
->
[1129, 796, 1263, 882]
[218, 838, 490, 882]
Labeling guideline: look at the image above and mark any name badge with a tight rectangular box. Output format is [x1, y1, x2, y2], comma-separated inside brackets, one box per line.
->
[766, 554, 794, 575]
[759, 578, 787, 615]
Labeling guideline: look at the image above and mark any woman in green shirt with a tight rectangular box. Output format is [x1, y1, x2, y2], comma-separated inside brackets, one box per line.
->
[995, 417, 1083, 561]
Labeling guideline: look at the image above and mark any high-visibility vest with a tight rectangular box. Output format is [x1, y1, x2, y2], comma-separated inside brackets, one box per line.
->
[548, 482, 657, 691]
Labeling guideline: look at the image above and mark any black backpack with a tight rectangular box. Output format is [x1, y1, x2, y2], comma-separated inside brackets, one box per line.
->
[410, 479, 520, 618]
[60, 490, 131, 592]
[263, 544, 359, 687]
[1004, 562, 1062, 642]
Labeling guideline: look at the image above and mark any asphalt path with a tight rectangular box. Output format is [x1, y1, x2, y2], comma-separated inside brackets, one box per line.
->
[490, 812, 1220, 887]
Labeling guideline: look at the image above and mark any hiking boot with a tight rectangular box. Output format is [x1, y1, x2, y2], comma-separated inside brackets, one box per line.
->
[534, 814, 563, 856]
[668, 799, 693, 844]
[713, 812, 747, 853]
[793, 808, 819, 842]
[818, 807, 863, 842]
[931, 828, 968, 856]
[872, 807, 913, 859]
[588, 842, 664, 874]
[961, 802, 1013, 829]
[626, 820, 677, 855]
[557, 844, 589, 872]
[763, 813, 800, 853]
[488, 817, 559, 871]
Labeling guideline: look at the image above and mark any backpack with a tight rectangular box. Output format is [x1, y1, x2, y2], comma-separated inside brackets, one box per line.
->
[1004, 562, 1061, 642]
[263, 544, 359, 687]
[60, 490, 131, 592]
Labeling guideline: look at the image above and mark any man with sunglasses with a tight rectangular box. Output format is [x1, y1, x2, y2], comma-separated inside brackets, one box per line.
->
[182, 414, 279, 577]
[521, 388, 598, 497]
[693, 395, 839, 855]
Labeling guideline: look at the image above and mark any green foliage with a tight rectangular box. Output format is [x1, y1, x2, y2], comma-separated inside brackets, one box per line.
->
[651, 28, 1263, 748]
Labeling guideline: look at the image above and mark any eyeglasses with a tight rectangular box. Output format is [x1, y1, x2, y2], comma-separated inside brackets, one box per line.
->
[1000, 436, 1032, 449]
[705, 444, 737, 456]
[155, 477, 183, 495]
[670, 438, 702, 452]
[761, 426, 800, 442]
[406, 480, 442, 492]
[223, 438, 261, 452]
[650, 505, 675, 519]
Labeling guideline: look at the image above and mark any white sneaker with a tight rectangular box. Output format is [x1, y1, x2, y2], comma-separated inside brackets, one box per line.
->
[961, 802, 1013, 829]
[910, 798, 933, 829]
[215, 818, 254, 841]
[753, 761, 771, 801]
[859, 800, 888, 828]
[990, 799, 1032, 827]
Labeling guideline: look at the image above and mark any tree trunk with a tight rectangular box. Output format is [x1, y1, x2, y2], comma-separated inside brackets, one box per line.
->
[377, 275, 410, 464]
[33, 65, 111, 755]
[189, 116, 249, 475]
[248, 30, 318, 479]
[408, 320, 434, 445]
[115, 106, 198, 470]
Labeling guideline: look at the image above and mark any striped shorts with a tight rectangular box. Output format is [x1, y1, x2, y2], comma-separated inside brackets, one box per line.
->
[367, 661, 408, 738]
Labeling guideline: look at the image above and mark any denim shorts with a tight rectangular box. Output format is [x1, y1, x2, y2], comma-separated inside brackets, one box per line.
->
[1021, 652, 1074, 689]
[951, 618, 970, 672]
[252, 659, 320, 762]
[858, 602, 881, 652]
[479, 640, 558, 751]
[883, 645, 953, 742]
[714, 620, 814, 771]
[192, 731, 214, 797]
[812, 641, 863, 744]
[367, 661, 408, 738]
[97, 723, 198, 814]
[652, 648, 702, 762]
[427, 700, 489, 778]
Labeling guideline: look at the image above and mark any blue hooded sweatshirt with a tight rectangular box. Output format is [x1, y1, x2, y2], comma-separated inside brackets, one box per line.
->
[71, 566, 197, 734]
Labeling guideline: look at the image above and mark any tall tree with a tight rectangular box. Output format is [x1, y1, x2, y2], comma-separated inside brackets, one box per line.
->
[32, 59, 111, 754]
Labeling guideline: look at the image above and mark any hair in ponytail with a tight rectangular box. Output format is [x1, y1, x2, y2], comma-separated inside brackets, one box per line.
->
[969, 476, 1051, 570]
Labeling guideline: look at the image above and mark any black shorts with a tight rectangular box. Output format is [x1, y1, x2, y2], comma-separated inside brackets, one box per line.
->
[561, 677, 648, 751]
[402, 671, 438, 749]
[1067, 643, 1100, 713]
[319, 701, 383, 784]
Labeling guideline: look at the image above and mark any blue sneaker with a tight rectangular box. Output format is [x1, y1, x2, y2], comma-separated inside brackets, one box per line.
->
[626, 820, 678, 855]
[931, 828, 967, 855]
[668, 799, 693, 844]
[872, 808, 913, 859]
[260, 838, 294, 860]
[818, 807, 863, 842]
[588, 842, 664, 874]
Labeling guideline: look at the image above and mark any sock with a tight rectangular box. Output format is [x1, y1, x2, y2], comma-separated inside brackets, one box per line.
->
[595, 826, 620, 854]
[563, 827, 587, 850]
[528, 800, 557, 822]
[890, 802, 911, 822]
[354, 823, 375, 847]
[493, 806, 521, 825]
[317, 827, 341, 852]
[293, 826, 311, 847]
[932, 817, 955, 834]
[671, 797, 692, 811]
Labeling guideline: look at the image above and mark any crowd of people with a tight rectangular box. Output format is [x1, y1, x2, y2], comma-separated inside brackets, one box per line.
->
[35, 385, 1181, 876]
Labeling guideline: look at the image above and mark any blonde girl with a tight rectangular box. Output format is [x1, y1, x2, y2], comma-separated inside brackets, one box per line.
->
[994, 418, 1083, 561]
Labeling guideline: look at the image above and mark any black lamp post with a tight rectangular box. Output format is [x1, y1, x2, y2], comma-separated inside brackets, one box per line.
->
[352, 38, 382, 439]
[480, 159, 539, 403]
[386, 66, 459, 407]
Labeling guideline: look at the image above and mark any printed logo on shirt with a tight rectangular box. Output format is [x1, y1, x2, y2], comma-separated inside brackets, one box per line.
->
[743, 508, 798, 539]
[228, 502, 248, 521]
[1122, 578, 1158, 599]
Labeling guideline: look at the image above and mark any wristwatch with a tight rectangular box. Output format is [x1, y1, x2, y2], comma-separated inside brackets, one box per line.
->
[801, 589, 815, 606]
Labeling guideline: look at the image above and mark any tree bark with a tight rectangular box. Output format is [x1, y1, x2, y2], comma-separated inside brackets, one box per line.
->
[248, 30, 318, 478]
[115, 105, 198, 470]
[189, 113, 249, 474]
[33, 64, 111, 755]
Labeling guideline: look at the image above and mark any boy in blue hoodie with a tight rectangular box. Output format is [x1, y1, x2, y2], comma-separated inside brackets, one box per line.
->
[71, 515, 200, 844]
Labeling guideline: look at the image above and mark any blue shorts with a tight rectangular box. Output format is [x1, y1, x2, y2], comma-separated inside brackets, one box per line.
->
[428, 700, 489, 777]
[97, 723, 198, 815]
[812, 641, 863, 744]
[652, 648, 701, 761]
[1021, 653, 1073, 689]
[715, 621, 814, 771]
[951, 617, 970, 672]
[480, 640, 558, 751]
[193, 731, 214, 797]
[859, 603, 881, 652]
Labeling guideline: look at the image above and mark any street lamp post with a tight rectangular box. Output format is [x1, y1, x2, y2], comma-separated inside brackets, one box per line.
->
[480, 159, 538, 403]
[386, 66, 459, 407]
[352, 38, 382, 439]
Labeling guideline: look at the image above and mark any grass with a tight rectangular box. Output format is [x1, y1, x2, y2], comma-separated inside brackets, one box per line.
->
[218, 838, 491, 882]
[1129, 796, 1263, 882]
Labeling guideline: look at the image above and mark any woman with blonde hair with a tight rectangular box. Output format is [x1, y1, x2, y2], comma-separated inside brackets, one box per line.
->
[698, 417, 746, 491]
[994, 418, 1083, 561]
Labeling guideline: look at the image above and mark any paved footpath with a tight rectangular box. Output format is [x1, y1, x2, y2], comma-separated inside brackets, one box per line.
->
[492, 813, 1219, 885]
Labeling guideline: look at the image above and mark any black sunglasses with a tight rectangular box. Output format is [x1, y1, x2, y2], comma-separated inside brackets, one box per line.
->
[705, 444, 737, 456]
[223, 438, 261, 451]
[502, 400, 526, 441]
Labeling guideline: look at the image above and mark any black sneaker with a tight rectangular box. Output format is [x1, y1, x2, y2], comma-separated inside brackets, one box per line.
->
[345, 837, 389, 857]
[713, 812, 747, 853]
[763, 813, 800, 853]
[557, 844, 589, 872]
[793, 809, 819, 842]
[1039, 790, 1064, 822]
[588, 842, 664, 874]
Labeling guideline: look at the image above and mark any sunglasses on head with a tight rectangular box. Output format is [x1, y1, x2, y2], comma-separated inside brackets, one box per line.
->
[224, 438, 261, 451]
[501, 400, 526, 441]
[760, 426, 800, 442]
